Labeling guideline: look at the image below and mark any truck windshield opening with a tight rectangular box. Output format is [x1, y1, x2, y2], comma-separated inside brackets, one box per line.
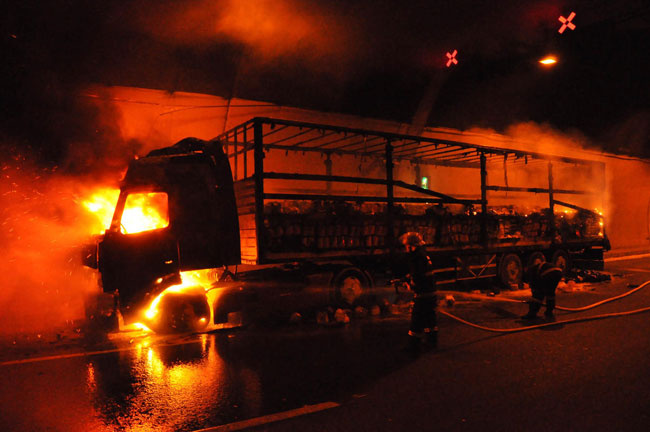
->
[120, 192, 169, 234]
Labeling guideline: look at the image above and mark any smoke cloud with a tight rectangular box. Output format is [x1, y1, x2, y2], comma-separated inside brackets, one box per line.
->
[0, 86, 148, 334]
[130, 0, 361, 77]
[0, 153, 105, 334]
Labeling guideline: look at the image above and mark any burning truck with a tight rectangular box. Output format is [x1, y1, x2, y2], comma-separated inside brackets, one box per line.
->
[82, 117, 610, 332]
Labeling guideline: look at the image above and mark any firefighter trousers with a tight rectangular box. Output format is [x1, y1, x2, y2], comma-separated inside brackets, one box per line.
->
[527, 273, 562, 316]
[409, 295, 438, 339]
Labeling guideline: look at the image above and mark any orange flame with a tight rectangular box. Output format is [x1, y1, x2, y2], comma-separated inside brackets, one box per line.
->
[144, 270, 214, 321]
[82, 188, 119, 233]
[135, 270, 218, 333]
[82, 189, 169, 235]
[121, 192, 169, 234]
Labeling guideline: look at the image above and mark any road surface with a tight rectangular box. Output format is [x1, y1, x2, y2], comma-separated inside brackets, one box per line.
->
[2, 255, 650, 431]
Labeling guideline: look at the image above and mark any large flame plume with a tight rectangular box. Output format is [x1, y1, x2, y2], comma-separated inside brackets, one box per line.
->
[0, 154, 119, 334]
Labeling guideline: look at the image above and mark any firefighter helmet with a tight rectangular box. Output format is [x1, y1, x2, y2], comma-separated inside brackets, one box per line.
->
[399, 231, 425, 247]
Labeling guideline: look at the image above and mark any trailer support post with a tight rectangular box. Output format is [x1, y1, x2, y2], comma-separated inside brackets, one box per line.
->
[254, 121, 265, 261]
[234, 127, 238, 181]
[548, 162, 556, 242]
[386, 139, 395, 250]
[243, 125, 248, 178]
[325, 152, 332, 193]
[480, 152, 488, 245]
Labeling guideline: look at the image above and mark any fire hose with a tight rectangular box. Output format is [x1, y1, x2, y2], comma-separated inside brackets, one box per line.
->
[436, 280, 650, 333]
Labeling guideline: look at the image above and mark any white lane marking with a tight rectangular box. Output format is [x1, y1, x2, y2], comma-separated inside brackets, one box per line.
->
[605, 253, 650, 263]
[619, 268, 650, 273]
[0, 338, 201, 367]
[192, 402, 340, 432]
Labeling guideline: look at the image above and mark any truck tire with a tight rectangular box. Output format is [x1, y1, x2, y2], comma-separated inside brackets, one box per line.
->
[149, 289, 210, 333]
[331, 267, 371, 306]
[498, 253, 523, 289]
[551, 249, 570, 276]
[526, 251, 546, 270]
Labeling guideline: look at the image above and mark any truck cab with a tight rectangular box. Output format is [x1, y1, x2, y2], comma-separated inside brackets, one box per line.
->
[94, 138, 241, 321]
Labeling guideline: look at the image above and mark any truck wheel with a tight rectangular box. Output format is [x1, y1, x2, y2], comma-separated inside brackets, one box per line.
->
[331, 267, 371, 306]
[149, 289, 210, 333]
[551, 249, 570, 276]
[498, 253, 523, 289]
[526, 251, 546, 269]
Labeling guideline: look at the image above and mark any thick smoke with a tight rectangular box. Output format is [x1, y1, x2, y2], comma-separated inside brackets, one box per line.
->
[0, 154, 100, 334]
[0, 87, 146, 334]
[130, 0, 362, 79]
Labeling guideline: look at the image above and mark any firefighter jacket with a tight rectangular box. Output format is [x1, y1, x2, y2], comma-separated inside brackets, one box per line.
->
[528, 261, 563, 293]
[406, 246, 436, 296]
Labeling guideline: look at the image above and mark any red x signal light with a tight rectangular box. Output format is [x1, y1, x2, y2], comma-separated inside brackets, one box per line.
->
[446, 50, 458, 67]
[558, 12, 576, 34]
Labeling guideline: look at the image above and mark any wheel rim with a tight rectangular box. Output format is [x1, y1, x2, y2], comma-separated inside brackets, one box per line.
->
[339, 276, 363, 305]
[505, 261, 520, 282]
[149, 291, 210, 333]
[500, 254, 522, 287]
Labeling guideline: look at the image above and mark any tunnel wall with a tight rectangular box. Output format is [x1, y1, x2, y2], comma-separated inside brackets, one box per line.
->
[89, 85, 650, 255]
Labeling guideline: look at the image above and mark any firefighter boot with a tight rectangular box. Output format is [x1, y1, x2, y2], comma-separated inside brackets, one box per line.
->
[545, 298, 556, 320]
[522, 301, 541, 320]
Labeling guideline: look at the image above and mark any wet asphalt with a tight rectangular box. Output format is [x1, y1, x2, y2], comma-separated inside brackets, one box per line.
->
[2, 256, 650, 431]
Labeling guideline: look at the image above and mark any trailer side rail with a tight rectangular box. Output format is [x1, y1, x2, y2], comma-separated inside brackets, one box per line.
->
[217, 118, 607, 274]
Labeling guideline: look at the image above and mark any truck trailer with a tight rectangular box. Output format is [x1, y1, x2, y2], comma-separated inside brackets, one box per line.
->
[83, 117, 609, 331]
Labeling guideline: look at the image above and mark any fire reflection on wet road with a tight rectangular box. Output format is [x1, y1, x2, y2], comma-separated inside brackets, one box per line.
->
[83, 334, 262, 431]
[0, 320, 407, 431]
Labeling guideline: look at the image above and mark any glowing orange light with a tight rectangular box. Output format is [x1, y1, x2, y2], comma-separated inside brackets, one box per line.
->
[446, 50, 458, 67]
[82, 188, 120, 233]
[558, 12, 576, 34]
[121, 192, 169, 234]
[142, 270, 215, 321]
[539, 56, 557, 66]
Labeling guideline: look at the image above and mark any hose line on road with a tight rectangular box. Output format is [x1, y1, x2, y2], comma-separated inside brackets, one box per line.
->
[438, 280, 650, 333]
[439, 279, 650, 312]
[439, 305, 650, 333]
[555, 280, 650, 311]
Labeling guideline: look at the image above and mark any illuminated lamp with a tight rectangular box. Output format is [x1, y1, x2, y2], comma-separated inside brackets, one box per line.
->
[421, 176, 429, 189]
[538, 56, 557, 66]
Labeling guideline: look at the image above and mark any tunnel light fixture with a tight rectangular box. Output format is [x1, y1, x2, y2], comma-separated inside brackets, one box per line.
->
[539, 56, 558, 66]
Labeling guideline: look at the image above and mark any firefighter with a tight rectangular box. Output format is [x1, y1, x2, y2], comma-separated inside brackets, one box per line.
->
[397, 231, 438, 354]
[522, 260, 563, 320]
